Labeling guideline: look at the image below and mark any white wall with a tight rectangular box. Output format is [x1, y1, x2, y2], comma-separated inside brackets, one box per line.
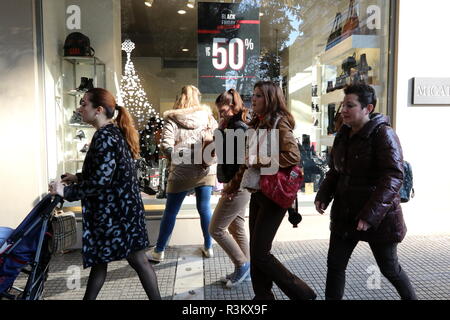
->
[0, 0, 48, 227]
[395, 0, 450, 235]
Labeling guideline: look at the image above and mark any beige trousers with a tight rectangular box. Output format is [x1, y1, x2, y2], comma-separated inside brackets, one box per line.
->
[209, 188, 251, 266]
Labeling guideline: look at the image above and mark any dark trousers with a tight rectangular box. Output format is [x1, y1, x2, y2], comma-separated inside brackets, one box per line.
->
[326, 232, 417, 300]
[249, 192, 316, 300]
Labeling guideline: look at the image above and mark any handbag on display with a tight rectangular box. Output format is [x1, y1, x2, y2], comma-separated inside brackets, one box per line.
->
[353, 53, 372, 85]
[326, 12, 343, 50]
[342, 0, 360, 39]
[342, 53, 357, 75]
[63, 32, 95, 57]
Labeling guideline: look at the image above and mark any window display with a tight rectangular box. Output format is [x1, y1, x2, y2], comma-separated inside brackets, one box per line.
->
[42, 0, 392, 197]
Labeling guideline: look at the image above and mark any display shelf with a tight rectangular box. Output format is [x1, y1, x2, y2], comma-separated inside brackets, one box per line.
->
[321, 35, 380, 65]
[63, 56, 104, 65]
[66, 90, 86, 97]
[321, 85, 382, 105]
[321, 88, 345, 105]
[320, 135, 335, 147]
[60, 55, 105, 173]
[68, 123, 92, 128]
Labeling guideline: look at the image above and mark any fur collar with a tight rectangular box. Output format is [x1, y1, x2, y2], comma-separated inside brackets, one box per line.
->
[163, 104, 213, 130]
[163, 104, 212, 119]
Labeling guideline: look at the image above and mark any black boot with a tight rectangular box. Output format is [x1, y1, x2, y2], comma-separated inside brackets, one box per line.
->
[77, 77, 89, 91]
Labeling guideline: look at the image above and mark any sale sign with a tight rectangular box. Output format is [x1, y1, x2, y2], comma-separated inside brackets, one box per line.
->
[198, 2, 260, 99]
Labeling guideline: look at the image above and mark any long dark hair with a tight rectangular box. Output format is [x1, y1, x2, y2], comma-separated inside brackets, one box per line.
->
[215, 88, 249, 123]
[249, 81, 295, 129]
[86, 88, 140, 159]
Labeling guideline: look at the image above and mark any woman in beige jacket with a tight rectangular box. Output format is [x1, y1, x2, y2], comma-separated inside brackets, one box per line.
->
[146, 85, 218, 262]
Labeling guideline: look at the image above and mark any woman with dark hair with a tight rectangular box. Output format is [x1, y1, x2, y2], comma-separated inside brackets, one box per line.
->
[224, 81, 316, 300]
[49, 88, 161, 300]
[209, 89, 252, 288]
[315, 84, 417, 300]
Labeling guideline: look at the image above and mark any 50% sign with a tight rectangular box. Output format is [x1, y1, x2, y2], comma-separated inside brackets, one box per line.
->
[206, 37, 255, 71]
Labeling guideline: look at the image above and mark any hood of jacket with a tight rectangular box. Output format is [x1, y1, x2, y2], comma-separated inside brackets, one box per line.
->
[357, 113, 391, 138]
[338, 113, 391, 139]
[163, 105, 213, 130]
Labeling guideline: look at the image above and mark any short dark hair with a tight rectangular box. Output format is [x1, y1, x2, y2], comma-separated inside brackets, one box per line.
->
[344, 84, 377, 113]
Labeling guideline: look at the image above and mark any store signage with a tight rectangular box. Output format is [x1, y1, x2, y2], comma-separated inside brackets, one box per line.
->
[198, 2, 260, 99]
[413, 78, 450, 105]
[66, 5, 81, 30]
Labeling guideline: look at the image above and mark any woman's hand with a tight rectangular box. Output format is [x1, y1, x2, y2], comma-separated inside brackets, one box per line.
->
[48, 181, 65, 198]
[357, 219, 370, 231]
[314, 201, 327, 214]
[222, 183, 239, 200]
[61, 173, 77, 184]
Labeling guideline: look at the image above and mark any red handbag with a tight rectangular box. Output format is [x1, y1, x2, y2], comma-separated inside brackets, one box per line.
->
[260, 165, 303, 209]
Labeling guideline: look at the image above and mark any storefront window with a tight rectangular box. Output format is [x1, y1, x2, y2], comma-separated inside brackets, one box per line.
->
[42, 0, 391, 197]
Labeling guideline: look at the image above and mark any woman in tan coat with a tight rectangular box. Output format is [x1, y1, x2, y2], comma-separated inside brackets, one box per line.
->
[146, 85, 218, 262]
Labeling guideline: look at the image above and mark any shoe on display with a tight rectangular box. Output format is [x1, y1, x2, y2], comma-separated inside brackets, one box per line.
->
[70, 111, 83, 124]
[79, 144, 89, 153]
[75, 129, 85, 140]
[201, 246, 214, 258]
[69, 77, 94, 94]
[146, 247, 164, 262]
[226, 262, 251, 288]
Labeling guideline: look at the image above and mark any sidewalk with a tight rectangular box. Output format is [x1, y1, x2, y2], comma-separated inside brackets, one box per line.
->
[15, 233, 449, 300]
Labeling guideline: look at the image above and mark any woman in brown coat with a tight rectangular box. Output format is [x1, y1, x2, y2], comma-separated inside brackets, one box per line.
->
[225, 81, 316, 300]
[315, 84, 417, 300]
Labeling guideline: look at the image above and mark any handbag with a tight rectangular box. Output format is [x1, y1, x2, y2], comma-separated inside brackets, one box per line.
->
[63, 32, 95, 57]
[259, 117, 304, 208]
[326, 12, 343, 50]
[260, 165, 304, 209]
[342, 52, 357, 75]
[342, 0, 359, 39]
[49, 209, 77, 254]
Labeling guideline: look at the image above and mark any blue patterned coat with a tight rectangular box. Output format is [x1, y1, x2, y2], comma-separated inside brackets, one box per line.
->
[64, 124, 149, 268]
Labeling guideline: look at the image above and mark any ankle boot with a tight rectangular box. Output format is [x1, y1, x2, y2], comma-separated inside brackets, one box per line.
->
[77, 77, 89, 91]
[86, 78, 94, 90]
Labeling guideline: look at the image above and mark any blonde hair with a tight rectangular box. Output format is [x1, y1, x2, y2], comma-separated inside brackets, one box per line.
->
[173, 85, 201, 109]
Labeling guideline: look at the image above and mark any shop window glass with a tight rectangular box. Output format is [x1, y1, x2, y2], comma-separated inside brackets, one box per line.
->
[42, 0, 391, 197]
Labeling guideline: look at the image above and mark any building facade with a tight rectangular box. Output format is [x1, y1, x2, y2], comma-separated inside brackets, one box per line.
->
[0, 0, 449, 238]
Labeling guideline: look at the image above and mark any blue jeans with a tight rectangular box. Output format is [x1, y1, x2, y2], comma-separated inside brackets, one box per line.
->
[155, 186, 213, 252]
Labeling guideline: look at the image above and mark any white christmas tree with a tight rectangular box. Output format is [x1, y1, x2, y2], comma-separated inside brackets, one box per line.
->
[119, 39, 162, 131]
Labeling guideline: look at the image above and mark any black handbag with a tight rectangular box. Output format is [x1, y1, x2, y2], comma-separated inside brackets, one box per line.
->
[326, 12, 343, 50]
[63, 32, 95, 57]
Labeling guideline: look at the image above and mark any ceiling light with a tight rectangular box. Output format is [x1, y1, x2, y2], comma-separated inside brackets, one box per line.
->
[178, 10, 187, 14]
[187, 0, 195, 8]
[144, 1, 153, 7]
[182, 48, 189, 52]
